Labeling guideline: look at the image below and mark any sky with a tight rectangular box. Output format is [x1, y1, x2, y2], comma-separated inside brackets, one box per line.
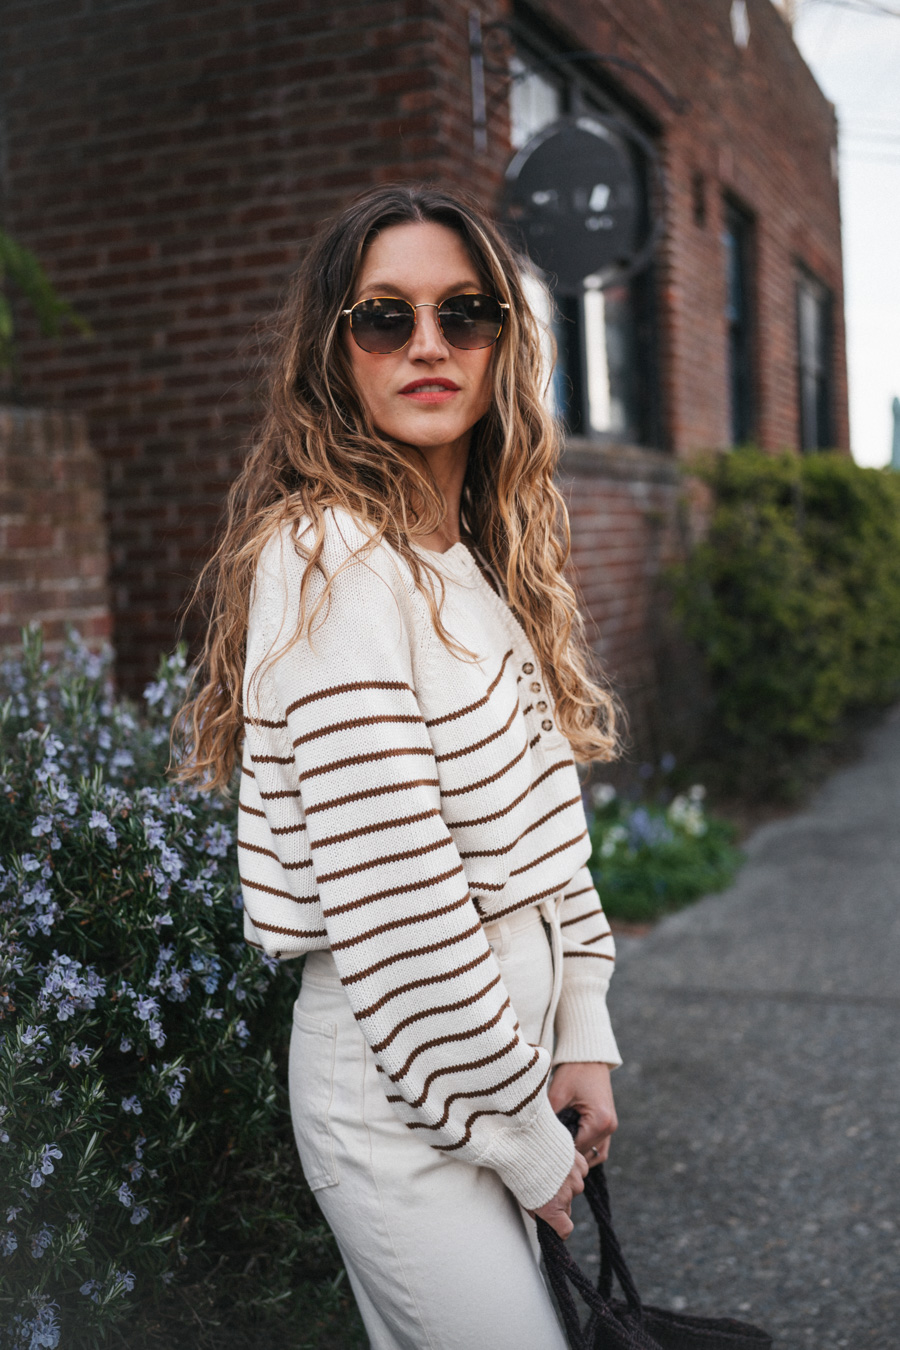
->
[790, 0, 900, 466]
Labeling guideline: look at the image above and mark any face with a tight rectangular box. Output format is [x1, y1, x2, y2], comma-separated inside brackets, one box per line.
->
[343, 221, 497, 458]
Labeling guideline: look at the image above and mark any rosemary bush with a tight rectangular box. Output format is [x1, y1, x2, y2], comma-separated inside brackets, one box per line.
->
[0, 632, 351, 1350]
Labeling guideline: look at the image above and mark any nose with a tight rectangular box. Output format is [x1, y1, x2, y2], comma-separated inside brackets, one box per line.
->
[406, 304, 449, 362]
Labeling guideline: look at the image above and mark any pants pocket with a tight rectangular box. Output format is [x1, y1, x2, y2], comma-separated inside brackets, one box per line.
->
[288, 1004, 339, 1191]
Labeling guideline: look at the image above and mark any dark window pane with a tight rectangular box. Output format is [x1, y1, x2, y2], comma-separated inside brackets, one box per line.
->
[723, 201, 755, 446]
[797, 271, 833, 451]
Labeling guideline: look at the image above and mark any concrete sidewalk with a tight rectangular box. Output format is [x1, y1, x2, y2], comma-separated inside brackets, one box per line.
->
[568, 705, 900, 1350]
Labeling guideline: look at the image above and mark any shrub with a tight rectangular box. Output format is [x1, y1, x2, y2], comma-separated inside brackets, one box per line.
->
[674, 451, 900, 789]
[586, 781, 742, 924]
[0, 631, 356, 1349]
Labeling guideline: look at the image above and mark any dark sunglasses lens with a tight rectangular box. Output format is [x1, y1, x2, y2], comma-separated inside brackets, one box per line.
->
[350, 298, 415, 353]
[438, 294, 504, 350]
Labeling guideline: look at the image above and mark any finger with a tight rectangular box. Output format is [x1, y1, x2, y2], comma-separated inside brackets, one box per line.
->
[554, 1212, 574, 1239]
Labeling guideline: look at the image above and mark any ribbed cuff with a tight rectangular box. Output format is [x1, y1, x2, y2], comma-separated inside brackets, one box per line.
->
[551, 984, 622, 1069]
[480, 1099, 576, 1211]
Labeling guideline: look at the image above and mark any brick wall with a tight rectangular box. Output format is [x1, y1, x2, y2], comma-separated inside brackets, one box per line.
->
[0, 406, 112, 655]
[0, 0, 848, 750]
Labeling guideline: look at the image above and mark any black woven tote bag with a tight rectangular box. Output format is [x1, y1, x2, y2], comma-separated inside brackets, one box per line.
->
[535, 1110, 773, 1350]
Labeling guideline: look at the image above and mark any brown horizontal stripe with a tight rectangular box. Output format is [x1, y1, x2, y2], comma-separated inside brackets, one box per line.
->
[583, 930, 613, 946]
[270, 820, 308, 836]
[239, 801, 266, 819]
[370, 974, 503, 1053]
[440, 736, 528, 797]
[434, 696, 518, 763]
[354, 948, 492, 1019]
[564, 950, 615, 961]
[239, 844, 311, 873]
[329, 891, 470, 952]
[432, 1067, 550, 1153]
[316, 834, 453, 885]
[447, 758, 574, 828]
[239, 873, 318, 904]
[286, 679, 414, 715]
[322, 863, 466, 918]
[243, 907, 326, 940]
[508, 829, 588, 878]
[251, 752, 294, 765]
[304, 777, 440, 816]
[245, 714, 288, 729]
[529, 733, 541, 750]
[407, 1048, 539, 1131]
[238, 839, 279, 861]
[387, 1028, 519, 1108]
[563, 883, 595, 902]
[339, 921, 482, 986]
[389, 997, 511, 1083]
[459, 795, 581, 860]
[560, 907, 603, 929]
[482, 878, 574, 922]
[298, 744, 433, 785]
[425, 649, 512, 727]
[242, 765, 255, 779]
[259, 786, 301, 800]
[313, 807, 441, 849]
[293, 710, 425, 749]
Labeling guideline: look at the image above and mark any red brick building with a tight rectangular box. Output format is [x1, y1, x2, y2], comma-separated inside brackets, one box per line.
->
[0, 0, 847, 750]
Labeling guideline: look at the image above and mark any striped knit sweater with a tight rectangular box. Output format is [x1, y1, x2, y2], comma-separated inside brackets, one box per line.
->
[239, 508, 620, 1211]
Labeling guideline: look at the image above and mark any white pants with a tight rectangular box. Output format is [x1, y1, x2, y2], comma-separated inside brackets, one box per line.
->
[288, 903, 569, 1350]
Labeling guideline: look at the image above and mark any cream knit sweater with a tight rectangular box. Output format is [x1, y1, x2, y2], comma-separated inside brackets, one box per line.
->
[239, 508, 620, 1211]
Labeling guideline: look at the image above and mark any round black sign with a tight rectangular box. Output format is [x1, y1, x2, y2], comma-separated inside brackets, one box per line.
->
[503, 116, 644, 292]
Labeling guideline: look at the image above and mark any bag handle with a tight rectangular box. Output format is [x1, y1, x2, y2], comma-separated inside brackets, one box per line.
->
[535, 1108, 646, 1348]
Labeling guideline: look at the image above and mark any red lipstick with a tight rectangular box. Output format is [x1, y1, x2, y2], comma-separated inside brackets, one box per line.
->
[399, 378, 460, 404]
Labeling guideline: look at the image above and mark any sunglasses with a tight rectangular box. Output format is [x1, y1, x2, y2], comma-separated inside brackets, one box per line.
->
[341, 293, 509, 354]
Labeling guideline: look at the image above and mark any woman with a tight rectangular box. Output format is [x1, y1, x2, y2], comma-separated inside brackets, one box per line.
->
[178, 184, 622, 1349]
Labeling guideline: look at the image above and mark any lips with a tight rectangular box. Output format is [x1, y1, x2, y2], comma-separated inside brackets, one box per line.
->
[398, 378, 461, 404]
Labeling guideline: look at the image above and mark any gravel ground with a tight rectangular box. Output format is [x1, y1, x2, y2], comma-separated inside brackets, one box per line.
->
[566, 705, 900, 1350]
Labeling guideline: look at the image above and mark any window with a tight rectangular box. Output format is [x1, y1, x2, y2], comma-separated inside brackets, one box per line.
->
[722, 199, 755, 446]
[509, 38, 660, 447]
[796, 269, 833, 451]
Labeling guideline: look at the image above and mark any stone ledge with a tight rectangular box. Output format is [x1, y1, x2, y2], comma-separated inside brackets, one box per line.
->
[558, 439, 681, 486]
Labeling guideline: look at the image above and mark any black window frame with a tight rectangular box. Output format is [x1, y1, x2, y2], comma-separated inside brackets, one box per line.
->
[722, 196, 756, 447]
[796, 266, 834, 452]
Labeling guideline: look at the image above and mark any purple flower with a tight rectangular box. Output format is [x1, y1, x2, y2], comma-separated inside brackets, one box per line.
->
[121, 1095, 142, 1115]
[30, 1225, 54, 1258]
[67, 1043, 92, 1068]
[40, 1143, 62, 1176]
[117, 1182, 133, 1208]
[1, 1230, 17, 1256]
[130, 1204, 149, 1225]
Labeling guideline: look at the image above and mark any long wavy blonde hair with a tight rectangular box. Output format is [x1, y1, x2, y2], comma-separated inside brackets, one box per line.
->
[176, 184, 619, 790]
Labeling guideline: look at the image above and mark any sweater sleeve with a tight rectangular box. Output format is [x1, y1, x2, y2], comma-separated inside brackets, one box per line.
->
[552, 864, 622, 1068]
[249, 521, 576, 1211]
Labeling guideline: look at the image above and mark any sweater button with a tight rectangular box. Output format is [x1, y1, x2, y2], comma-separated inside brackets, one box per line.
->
[541, 719, 553, 732]
[530, 681, 541, 694]
[537, 700, 547, 712]
[522, 662, 534, 674]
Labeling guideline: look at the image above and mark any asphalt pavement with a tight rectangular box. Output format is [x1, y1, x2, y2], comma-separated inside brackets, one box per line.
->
[567, 704, 900, 1350]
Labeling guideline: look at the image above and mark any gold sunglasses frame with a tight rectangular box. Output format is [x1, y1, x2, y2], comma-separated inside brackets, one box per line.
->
[340, 294, 510, 354]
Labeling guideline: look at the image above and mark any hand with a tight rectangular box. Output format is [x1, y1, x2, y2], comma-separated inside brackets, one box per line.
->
[548, 1061, 617, 1167]
[528, 1151, 589, 1239]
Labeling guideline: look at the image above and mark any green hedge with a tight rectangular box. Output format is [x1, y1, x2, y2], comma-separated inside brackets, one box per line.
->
[674, 450, 900, 788]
